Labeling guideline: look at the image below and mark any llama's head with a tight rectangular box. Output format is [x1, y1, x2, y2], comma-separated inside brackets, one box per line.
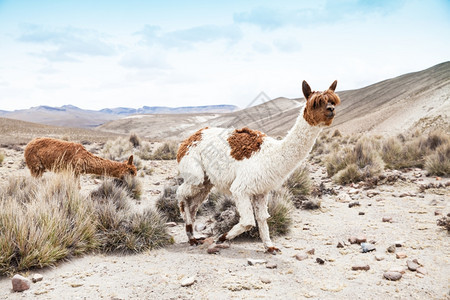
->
[118, 155, 137, 179]
[302, 80, 341, 126]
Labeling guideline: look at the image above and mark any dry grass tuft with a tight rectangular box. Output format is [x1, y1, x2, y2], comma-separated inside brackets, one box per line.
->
[437, 214, 450, 232]
[0, 151, 4, 165]
[129, 133, 141, 148]
[425, 142, 450, 176]
[149, 142, 178, 160]
[101, 137, 133, 161]
[156, 185, 183, 222]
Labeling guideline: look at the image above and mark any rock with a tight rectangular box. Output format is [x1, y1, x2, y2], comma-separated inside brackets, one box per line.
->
[394, 241, 404, 247]
[12, 274, 31, 292]
[434, 210, 442, 216]
[352, 264, 370, 271]
[306, 248, 315, 255]
[214, 242, 230, 249]
[348, 201, 360, 208]
[348, 188, 359, 194]
[247, 258, 267, 266]
[361, 243, 376, 253]
[396, 252, 407, 259]
[260, 277, 271, 284]
[407, 260, 419, 271]
[201, 237, 215, 247]
[31, 274, 43, 283]
[384, 271, 402, 281]
[348, 236, 358, 244]
[416, 267, 427, 275]
[375, 255, 385, 261]
[356, 236, 367, 244]
[387, 245, 396, 253]
[266, 263, 278, 269]
[389, 266, 406, 274]
[358, 212, 365, 215]
[316, 258, 325, 264]
[181, 276, 196, 287]
[382, 217, 392, 223]
[295, 254, 308, 261]
[337, 242, 345, 248]
[207, 244, 221, 254]
[337, 193, 352, 203]
[195, 223, 206, 231]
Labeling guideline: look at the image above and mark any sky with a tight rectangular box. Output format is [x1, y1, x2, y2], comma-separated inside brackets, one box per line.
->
[0, 0, 449, 111]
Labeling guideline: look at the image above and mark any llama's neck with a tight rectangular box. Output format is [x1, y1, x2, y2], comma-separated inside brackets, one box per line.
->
[82, 154, 125, 178]
[273, 106, 322, 178]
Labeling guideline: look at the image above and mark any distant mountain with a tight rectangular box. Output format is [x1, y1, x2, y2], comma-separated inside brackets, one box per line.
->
[0, 104, 239, 128]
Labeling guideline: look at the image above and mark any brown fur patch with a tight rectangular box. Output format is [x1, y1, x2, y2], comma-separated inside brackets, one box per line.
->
[303, 90, 341, 126]
[218, 233, 228, 243]
[227, 127, 266, 160]
[180, 201, 185, 213]
[177, 127, 208, 163]
[186, 224, 193, 234]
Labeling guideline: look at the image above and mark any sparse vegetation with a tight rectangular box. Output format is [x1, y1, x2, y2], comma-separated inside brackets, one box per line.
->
[0, 172, 171, 275]
[129, 133, 141, 148]
[425, 142, 450, 176]
[156, 185, 183, 222]
[149, 142, 178, 160]
[0, 151, 4, 165]
[101, 137, 133, 161]
[285, 166, 312, 207]
[437, 214, 450, 232]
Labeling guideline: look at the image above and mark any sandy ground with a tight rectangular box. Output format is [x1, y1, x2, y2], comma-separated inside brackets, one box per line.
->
[0, 145, 449, 300]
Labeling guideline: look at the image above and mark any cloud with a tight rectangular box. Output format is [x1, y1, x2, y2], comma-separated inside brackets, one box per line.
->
[273, 38, 302, 53]
[233, 7, 286, 30]
[137, 24, 242, 49]
[18, 24, 116, 62]
[252, 42, 272, 54]
[119, 50, 171, 70]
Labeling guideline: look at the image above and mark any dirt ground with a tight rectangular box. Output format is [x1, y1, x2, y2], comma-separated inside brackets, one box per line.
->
[0, 145, 449, 300]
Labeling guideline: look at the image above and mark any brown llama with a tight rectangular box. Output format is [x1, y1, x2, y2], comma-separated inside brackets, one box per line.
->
[25, 137, 137, 179]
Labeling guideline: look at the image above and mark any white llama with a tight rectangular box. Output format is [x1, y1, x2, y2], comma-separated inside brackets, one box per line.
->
[176, 80, 341, 253]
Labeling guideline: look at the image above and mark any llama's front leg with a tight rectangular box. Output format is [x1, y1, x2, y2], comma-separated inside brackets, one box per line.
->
[217, 194, 255, 242]
[253, 195, 280, 254]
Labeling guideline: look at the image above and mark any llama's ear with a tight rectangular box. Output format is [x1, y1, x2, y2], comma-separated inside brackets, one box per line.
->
[302, 80, 312, 100]
[128, 155, 133, 165]
[329, 80, 338, 92]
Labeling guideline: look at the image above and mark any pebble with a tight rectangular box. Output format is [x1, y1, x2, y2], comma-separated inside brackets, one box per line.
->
[396, 252, 407, 259]
[295, 254, 308, 261]
[383, 271, 402, 281]
[337, 242, 345, 248]
[382, 217, 392, 223]
[316, 258, 325, 264]
[348, 188, 359, 194]
[12, 274, 31, 292]
[348, 201, 360, 208]
[31, 274, 43, 283]
[389, 266, 406, 274]
[395, 241, 404, 247]
[375, 255, 385, 261]
[181, 276, 196, 287]
[207, 244, 221, 254]
[336, 193, 352, 203]
[356, 236, 367, 244]
[416, 267, 427, 275]
[387, 245, 396, 253]
[260, 277, 272, 284]
[247, 258, 267, 266]
[361, 243, 376, 253]
[352, 264, 370, 271]
[358, 212, 365, 215]
[407, 260, 419, 271]
[306, 248, 315, 255]
[215, 243, 230, 249]
[266, 262, 278, 269]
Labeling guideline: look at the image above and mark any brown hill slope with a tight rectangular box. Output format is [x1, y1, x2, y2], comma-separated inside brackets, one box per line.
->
[97, 62, 450, 140]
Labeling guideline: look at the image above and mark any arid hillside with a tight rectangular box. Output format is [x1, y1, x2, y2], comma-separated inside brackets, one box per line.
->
[98, 62, 450, 141]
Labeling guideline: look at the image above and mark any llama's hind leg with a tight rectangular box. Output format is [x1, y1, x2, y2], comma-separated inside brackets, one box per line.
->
[217, 193, 256, 243]
[253, 194, 280, 254]
[177, 181, 212, 245]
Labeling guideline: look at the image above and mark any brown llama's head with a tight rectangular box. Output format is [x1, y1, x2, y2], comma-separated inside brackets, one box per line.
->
[117, 155, 137, 179]
[302, 80, 341, 126]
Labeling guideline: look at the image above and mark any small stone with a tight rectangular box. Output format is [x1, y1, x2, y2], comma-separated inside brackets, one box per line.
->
[416, 267, 427, 275]
[247, 258, 267, 266]
[396, 252, 407, 259]
[349, 201, 360, 208]
[70, 283, 83, 288]
[356, 236, 367, 244]
[306, 248, 315, 255]
[394, 241, 403, 247]
[12, 274, 31, 292]
[201, 237, 215, 247]
[348, 188, 359, 194]
[207, 244, 220, 254]
[195, 223, 206, 231]
[434, 210, 442, 216]
[316, 258, 325, 264]
[387, 245, 396, 253]
[214, 243, 230, 249]
[165, 222, 177, 227]
[337, 242, 345, 248]
[375, 255, 385, 261]
[352, 264, 370, 271]
[337, 193, 351, 203]
[181, 276, 196, 287]
[358, 212, 365, 215]
[31, 274, 43, 283]
[266, 263, 278, 269]
[389, 266, 406, 274]
[361, 243, 376, 253]
[260, 277, 271, 284]
[384, 271, 402, 281]
[382, 217, 392, 223]
[295, 254, 308, 261]
[348, 236, 358, 244]
[407, 260, 419, 271]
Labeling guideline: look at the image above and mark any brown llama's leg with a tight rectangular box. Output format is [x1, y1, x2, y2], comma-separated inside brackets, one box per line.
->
[177, 180, 212, 245]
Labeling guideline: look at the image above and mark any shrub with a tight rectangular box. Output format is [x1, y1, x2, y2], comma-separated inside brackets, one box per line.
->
[156, 185, 183, 222]
[136, 141, 154, 160]
[213, 188, 294, 238]
[149, 142, 178, 160]
[285, 166, 312, 206]
[425, 142, 450, 176]
[101, 137, 133, 161]
[326, 137, 384, 184]
[332, 129, 342, 137]
[129, 133, 141, 148]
